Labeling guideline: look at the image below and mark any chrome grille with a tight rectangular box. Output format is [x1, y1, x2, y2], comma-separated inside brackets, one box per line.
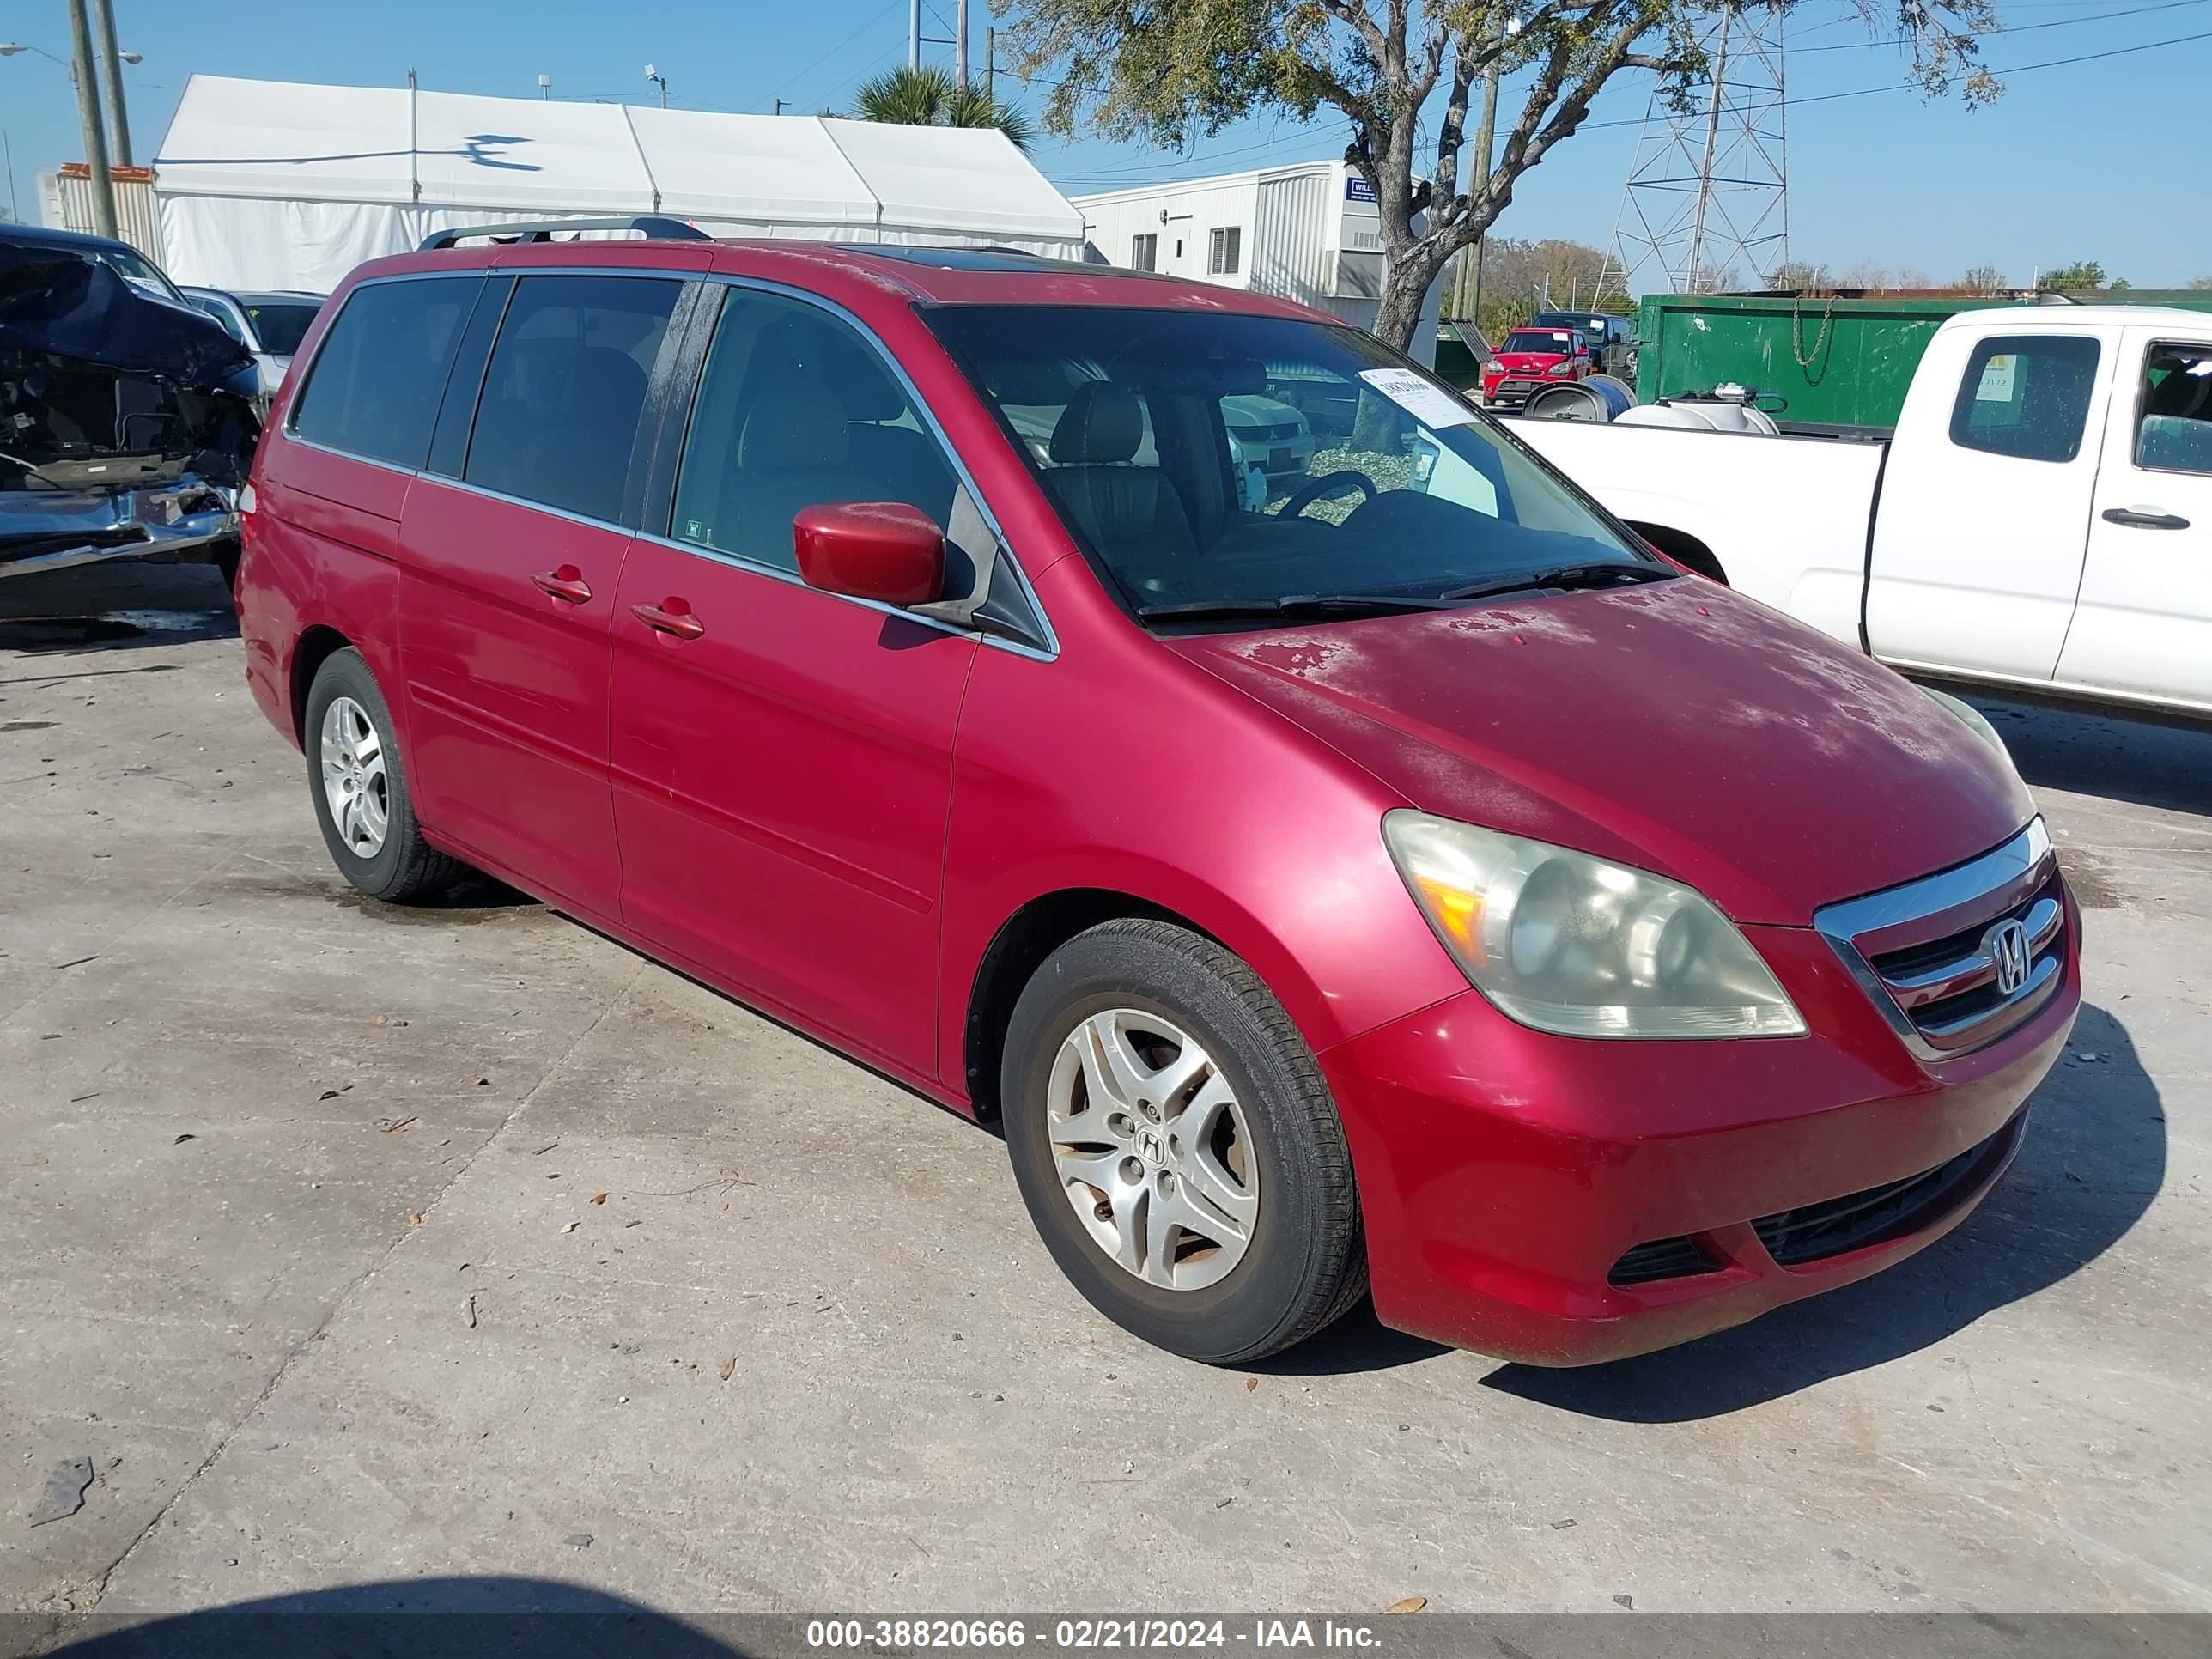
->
[1814, 820, 2067, 1061]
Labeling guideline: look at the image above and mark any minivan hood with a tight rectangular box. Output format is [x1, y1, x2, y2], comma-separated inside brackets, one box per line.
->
[1166, 577, 2034, 925]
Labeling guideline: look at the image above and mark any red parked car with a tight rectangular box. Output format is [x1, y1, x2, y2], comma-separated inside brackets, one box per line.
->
[236, 228, 2077, 1367]
[1482, 325, 1595, 410]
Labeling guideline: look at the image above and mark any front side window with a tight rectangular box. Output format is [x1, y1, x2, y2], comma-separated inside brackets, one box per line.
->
[927, 305, 1653, 623]
[1208, 227, 1242, 276]
[464, 275, 678, 523]
[2136, 342, 2212, 474]
[290, 278, 475, 470]
[1130, 234, 1158, 273]
[1948, 335, 2100, 464]
[671, 289, 958, 577]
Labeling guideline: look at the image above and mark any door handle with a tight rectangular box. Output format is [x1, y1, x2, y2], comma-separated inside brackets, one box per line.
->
[2101, 506, 2191, 531]
[531, 565, 592, 603]
[630, 599, 705, 641]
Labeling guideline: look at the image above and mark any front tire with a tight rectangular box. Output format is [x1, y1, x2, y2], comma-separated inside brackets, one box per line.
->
[303, 648, 465, 903]
[1002, 919, 1366, 1364]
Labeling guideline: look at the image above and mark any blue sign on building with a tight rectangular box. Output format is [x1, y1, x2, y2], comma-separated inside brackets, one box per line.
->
[1345, 174, 1376, 204]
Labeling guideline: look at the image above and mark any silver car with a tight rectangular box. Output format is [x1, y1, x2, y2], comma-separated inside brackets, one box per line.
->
[180, 288, 326, 398]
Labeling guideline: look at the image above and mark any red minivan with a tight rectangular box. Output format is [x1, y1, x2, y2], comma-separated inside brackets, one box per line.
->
[236, 231, 2078, 1367]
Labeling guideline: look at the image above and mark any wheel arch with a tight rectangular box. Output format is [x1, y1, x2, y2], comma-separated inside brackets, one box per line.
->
[962, 887, 1222, 1122]
[1625, 520, 1729, 585]
[289, 623, 357, 746]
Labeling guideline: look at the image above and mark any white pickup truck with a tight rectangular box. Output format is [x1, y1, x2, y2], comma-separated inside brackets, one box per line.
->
[1507, 305, 2212, 720]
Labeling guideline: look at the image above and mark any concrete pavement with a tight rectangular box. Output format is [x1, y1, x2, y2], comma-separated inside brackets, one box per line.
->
[2, 563, 2206, 1647]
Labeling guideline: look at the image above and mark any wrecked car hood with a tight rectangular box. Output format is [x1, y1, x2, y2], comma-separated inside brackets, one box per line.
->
[3, 242, 260, 580]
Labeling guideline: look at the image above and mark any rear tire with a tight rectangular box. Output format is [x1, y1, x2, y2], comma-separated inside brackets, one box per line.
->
[1002, 919, 1366, 1364]
[302, 648, 466, 904]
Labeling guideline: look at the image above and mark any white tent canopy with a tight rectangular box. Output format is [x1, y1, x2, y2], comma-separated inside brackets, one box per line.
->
[153, 75, 1086, 291]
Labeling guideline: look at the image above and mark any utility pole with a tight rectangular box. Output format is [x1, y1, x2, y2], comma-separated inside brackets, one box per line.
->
[774, 97, 786, 115]
[956, 0, 969, 88]
[1457, 27, 1502, 323]
[64, 0, 116, 239]
[90, 0, 131, 166]
[909, 0, 921, 70]
[984, 27, 994, 103]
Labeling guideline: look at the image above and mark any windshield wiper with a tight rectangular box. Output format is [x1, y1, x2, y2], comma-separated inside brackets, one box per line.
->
[1136, 593, 1449, 623]
[1437, 563, 1672, 603]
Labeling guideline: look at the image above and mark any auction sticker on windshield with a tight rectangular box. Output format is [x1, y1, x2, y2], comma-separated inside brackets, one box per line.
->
[1359, 367, 1480, 429]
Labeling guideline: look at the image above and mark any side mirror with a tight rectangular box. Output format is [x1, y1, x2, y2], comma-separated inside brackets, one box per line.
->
[793, 501, 945, 607]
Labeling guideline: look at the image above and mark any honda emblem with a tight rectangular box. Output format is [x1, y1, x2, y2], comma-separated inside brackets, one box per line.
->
[1987, 918, 2031, 996]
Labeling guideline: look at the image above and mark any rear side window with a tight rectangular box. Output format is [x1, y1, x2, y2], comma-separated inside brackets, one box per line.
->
[2136, 342, 2212, 474]
[289, 278, 475, 470]
[1948, 335, 2100, 464]
[464, 275, 679, 524]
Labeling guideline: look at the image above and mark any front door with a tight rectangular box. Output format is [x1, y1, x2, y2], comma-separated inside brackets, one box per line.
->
[610, 285, 981, 1075]
[397, 272, 682, 915]
[1866, 328, 2112, 682]
[2055, 329, 2212, 711]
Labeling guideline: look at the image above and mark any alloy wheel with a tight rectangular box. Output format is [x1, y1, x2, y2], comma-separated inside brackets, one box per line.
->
[1044, 1009, 1260, 1291]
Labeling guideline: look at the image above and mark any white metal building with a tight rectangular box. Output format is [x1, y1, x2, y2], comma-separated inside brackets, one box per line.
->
[145, 76, 1088, 292]
[1072, 160, 1442, 364]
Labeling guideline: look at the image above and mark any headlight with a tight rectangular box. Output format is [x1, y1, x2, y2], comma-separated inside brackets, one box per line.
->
[1921, 685, 2012, 765]
[1546, 362, 1572, 376]
[1382, 811, 1806, 1039]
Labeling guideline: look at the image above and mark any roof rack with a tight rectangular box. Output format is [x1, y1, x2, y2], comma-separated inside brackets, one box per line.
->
[417, 216, 711, 252]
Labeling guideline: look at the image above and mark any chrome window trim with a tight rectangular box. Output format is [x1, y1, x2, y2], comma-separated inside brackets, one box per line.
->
[1813, 817, 2057, 1063]
[683, 272, 1060, 660]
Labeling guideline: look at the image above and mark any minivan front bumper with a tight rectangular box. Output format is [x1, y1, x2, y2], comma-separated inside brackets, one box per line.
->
[1317, 890, 2080, 1367]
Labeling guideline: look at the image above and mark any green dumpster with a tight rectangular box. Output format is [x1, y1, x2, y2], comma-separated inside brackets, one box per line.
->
[1633, 291, 2212, 433]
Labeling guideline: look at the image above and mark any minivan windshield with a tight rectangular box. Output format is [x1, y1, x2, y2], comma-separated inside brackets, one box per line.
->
[926, 306, 1656, 624]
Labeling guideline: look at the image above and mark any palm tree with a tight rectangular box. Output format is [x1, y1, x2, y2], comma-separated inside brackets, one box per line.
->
[848, 64, 1036, 150]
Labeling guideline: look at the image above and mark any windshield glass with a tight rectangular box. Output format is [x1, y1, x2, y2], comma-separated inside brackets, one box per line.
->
[927, 306, 1652, 621]
[244, 301, 320, 356]
[1503, 330, 1576, 354]
[100, 246, 183, 302]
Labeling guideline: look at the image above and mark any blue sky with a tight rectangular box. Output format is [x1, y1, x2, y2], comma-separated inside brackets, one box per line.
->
[3, 0, 2206, 288]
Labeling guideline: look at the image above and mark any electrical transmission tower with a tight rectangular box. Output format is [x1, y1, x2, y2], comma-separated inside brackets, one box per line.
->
[1601, 2, 1789, 296]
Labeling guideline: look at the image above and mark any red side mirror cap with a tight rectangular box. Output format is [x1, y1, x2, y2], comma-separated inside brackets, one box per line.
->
[792, 502, 945, 608]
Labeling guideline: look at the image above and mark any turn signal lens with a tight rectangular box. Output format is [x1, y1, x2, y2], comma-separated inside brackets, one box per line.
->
[1382, 811, 1806, 1039]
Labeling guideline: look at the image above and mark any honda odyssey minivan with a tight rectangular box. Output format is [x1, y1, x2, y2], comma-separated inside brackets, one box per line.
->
[236, 230, 2078, 1367]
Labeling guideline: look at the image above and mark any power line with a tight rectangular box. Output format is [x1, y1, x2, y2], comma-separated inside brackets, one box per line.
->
[1790, 0, 2208, 52]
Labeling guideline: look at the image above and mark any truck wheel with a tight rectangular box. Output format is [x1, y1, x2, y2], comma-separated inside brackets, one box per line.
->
[303, 649, 467, 903]
[1001, 919, 1367, 1364]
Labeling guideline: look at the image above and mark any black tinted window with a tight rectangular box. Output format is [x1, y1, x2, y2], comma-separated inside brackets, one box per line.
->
[1949, 335, 2100, 464]
[290, 278, 475, 469]
[465, 276, 678, 523]
[246, 302, 320, 356]
[672, 290, 957, 574]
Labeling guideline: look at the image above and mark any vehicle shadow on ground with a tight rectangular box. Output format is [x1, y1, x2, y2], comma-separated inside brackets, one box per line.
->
[0, 561, 239, 656]
[44, 1577, 748, 1658]
[1480, 1000, 2162, 1421]
[1961, 691, 2212, 820]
